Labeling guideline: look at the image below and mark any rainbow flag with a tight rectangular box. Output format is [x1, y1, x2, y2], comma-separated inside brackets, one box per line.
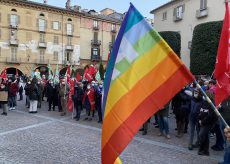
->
[101, 4, 194, 164]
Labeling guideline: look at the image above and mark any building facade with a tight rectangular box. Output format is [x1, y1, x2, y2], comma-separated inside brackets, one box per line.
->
[151, 0, 225, 67]
[0, 0, 121, 76]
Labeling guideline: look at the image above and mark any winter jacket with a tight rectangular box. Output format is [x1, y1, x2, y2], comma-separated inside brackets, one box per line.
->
[8, 82, 19, 97]
[28, 84, 40, 101]
[189, 97, 203, 122]
[198, 100, 217, 127]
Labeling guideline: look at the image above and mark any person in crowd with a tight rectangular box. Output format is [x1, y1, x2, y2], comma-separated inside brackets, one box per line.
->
[225, 128, 230, 141]
[173, 89, 190, 138]
[157, 102, 170, 139]
[82, 83, 95, 121]
[185, 87, 204, 150]
[18, 80, 23, 101]
[41, 74, 47, 101]
[140, 118, 151, 135]
[207, 80, 216, 94]
[219, 97, 230, 164]
[197, 91, 217, 156]
[73, 82, 84, 121]
[24, 80, 31, 108]
[37, 80, 44, 108]
[94, 82, 103, 123]
[46, 81, 57, 111]
[28, 78, 40, 113]
[8, 78, 19, 110]
[0, 79, 8, 116]
[59, 80, 69, 116]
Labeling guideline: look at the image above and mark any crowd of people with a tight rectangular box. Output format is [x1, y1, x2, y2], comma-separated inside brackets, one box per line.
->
[0, 73, 230, 163]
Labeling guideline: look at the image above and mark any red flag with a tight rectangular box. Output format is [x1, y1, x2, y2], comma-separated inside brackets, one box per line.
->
[0, 67, 7, 81]
[76, 72, 81, 82]
[67, 79, 74, 112]
[83, 67, 93, 82]
[214, 2, 230, 105]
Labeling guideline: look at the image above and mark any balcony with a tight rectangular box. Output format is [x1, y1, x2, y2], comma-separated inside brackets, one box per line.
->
[9, 24, 18, 29]
[173, 14, 183, 22]
[91, 55, 100, 61]
[9, 39, 19, 46]
[38, 42, 47, 48]
[62, 60, 74, 65]
[36, 59, 49, 65]
[65, 45, 74, 51]
[111, 29, 117, 33]
[196, 8, 208, 19]
[91, 40, 101, 46]
[6, 57, 21, 64]
[93, 26, 99, 31]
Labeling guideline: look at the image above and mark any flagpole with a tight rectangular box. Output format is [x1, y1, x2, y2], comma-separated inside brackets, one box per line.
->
[194, 80, 229, 128]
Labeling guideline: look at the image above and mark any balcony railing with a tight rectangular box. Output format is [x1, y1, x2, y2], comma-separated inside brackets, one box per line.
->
[62, 60, 74, 65]
[9, 24, 18, 29]
[173, 14, 183, 22]
[196, 8, 208, 18]
[6, 57, 21, 64]
[91, 40, 101, 46]
[38, 42, 47, 48]
[111, 29, 117, 33]
[65, 45, 74, 51]
[91, 55, 100, 61]
[9, 39, 19, 46]
[93, 26, 99, 30]
[36, 59, 49, 64]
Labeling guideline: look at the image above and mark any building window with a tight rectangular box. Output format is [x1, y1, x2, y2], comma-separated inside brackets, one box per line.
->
[93, 20, 98, 28]
[40, 33, 45, 42]
[94, 32, 98, 40]
[40, 13, 45, 17]
[38, 19, 46, 32]
[111, 24, 116, 31]
[52, 21, 60, 30]
[67, 23, 73, 35]
[67, 37, 72, 45]
[53, 51, 58, 61]
[162, 12, 167, 20]
[11, 47, 17, 60]
[54, 36, 59, 44]
[200, 0, 207, 10]
[176, 6, 183, 19]
[10, 14, 19, 27]
[65, 52, 71, 62]
[92, 48, 99, 56]
[40, 50, 45, 61]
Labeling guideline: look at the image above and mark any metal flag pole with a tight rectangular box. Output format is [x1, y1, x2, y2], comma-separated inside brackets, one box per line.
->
[194, 80, 229, 128]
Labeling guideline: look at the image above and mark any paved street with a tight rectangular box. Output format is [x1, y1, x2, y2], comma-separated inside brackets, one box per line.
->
[0, 95, 224, 164]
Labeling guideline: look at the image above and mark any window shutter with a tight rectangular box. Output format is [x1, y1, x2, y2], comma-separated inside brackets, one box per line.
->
[8, 14, 11, 24]
[36, 19, 39, 27]
[72, 24, 74, 33]
[182, 4, 185, 13]
[173, 8, 176, 16]
[59, 22, 61, 30]
[45, 20, 47, 29]
[98, 48, 100, 56]
[17, 15, 20, 24]
[204, 0, 207, 9]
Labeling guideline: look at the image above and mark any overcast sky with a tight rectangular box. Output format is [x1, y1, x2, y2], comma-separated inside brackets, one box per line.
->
[31, 0, 170, 18]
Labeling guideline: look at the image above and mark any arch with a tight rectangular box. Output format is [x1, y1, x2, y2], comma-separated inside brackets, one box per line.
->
[39, 13, 45, 17]
[11, 9, 17, 12]
[1, 67, 24, 79]
[35, 66, 52, 78]
[67, 18, 72, 21]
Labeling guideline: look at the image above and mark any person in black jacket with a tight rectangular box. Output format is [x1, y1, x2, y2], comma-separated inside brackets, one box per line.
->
[73, 82, 84, 121]
[46, 81, 58, 111]
[197, 91, 217, 156]
[28, 78, 40, 113]
[24, 81, 31, 108]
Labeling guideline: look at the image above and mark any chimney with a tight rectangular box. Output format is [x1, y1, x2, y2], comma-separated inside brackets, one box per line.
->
[66, 0, 71, 9]
[44, 0, 47, 4]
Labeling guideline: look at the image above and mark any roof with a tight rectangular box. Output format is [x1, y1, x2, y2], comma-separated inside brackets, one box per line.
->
[3, 0, 121, 23]
[150, 0, 179, 14]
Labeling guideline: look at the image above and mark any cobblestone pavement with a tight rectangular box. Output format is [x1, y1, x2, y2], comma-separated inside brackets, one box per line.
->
[0, 95, 224, 164]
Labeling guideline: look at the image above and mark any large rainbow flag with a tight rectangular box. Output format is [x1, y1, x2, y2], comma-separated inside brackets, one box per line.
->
[101, 3, 194, 164]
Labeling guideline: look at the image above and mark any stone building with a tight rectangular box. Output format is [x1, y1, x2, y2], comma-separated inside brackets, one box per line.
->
[0, 0, 121, 76]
